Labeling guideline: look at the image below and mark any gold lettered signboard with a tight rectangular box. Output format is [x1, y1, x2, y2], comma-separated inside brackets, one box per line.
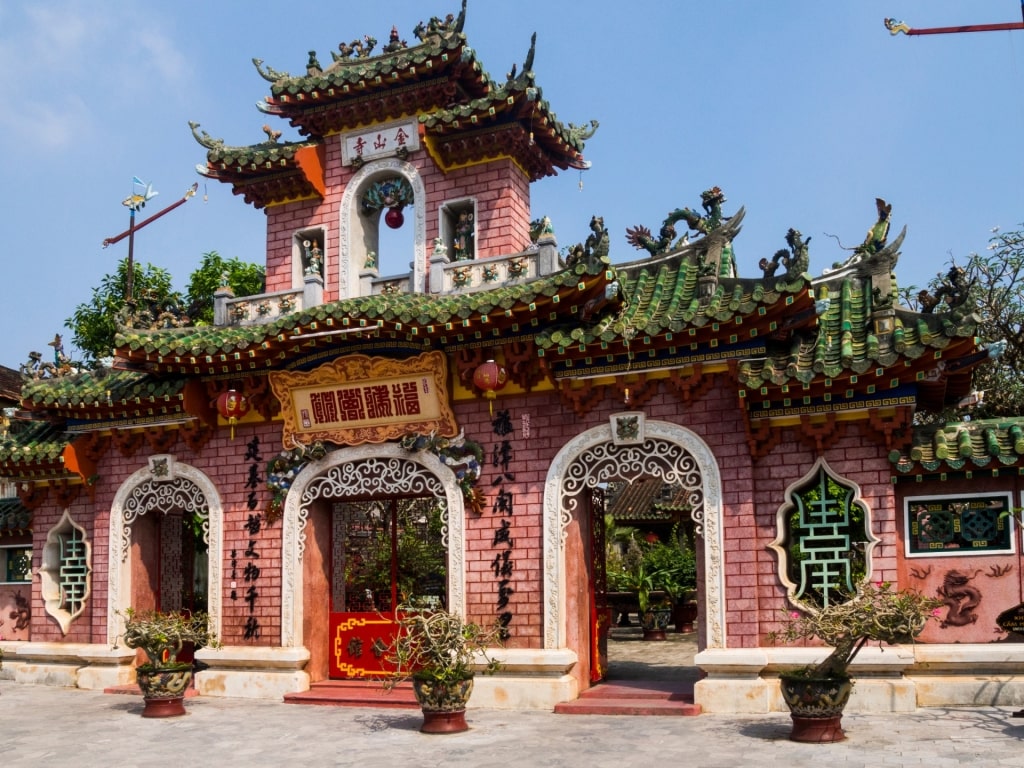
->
[997, 603, 1024, 635]
[269, 351, 457, 447]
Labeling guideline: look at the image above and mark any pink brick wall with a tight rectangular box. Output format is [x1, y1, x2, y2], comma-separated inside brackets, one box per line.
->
[24, 372, 957, 662]
[263, 146, 532, 298]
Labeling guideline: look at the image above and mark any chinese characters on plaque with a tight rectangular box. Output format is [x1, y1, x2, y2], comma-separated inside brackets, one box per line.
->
[269, 352, 457, 448]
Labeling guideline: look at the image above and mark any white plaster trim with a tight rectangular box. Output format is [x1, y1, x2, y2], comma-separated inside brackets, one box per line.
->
[542, 420, 725, 650]
[280, 443, 465, 648]
[338, 158, 427, 297]
[107, 460, 224, 646]
[40, 509, 91, 634]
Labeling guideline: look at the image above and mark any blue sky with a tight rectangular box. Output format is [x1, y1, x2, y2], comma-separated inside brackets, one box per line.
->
[1, 1, 1022, 369]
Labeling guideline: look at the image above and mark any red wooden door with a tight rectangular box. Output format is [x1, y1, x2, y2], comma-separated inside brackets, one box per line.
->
[329, 497, 446, 678]
[589, 486, 609, 683]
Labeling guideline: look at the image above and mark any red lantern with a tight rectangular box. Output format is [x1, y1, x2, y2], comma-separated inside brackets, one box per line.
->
[384, 206, 405, 229]
[473, 359, 508, 415]
[216, 389, 249, 439]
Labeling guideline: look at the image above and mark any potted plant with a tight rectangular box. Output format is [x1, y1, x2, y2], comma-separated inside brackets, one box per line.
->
[383, 601, 503, 733]
[624, 558, 672, 641]
[116, 608, 218, 718]
[643, 534, 698, 633]
[769, 581, 941, 743]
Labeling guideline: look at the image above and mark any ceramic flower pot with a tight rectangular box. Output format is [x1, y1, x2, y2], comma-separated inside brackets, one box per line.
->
[411, 675, 474, 733]
[640, 606, 673, 641]
[673, 601, 698, 633]
[136, 663, 193, 718]
[778, 674, 853, 743]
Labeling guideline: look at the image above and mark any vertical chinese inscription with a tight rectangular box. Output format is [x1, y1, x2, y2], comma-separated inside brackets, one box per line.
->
[489, 409, 516, 639]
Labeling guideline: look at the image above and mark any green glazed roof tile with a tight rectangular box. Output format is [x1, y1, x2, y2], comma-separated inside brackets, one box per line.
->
[890, 418, 1024, 476]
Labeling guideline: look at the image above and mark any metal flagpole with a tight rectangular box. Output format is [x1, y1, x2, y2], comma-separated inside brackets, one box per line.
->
[885, 3, 1024, 36]
[103, 180, 199, 303]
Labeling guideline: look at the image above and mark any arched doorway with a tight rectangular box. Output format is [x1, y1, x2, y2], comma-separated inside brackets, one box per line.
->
[338, 158, 428, 298]
[543, 420, 725, 684]
[280, 444, 465, 681]
[107, 455, 223, 644]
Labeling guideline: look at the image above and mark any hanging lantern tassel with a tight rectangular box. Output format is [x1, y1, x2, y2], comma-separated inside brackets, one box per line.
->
[216, 389, 250, 440]
[473, 359, 508, 416]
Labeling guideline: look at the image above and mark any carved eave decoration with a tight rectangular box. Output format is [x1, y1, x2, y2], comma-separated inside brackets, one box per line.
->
[890, 418, 1024, 481]
[420, 36, 593, 176]
[253, 4, 488, 138]
[113, 258, 612, 377]
[190, 122, 326, 208]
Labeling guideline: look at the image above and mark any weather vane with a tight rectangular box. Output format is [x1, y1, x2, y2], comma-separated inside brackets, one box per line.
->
[103, 177, 199, 302]
[885, 3, 1023, 36]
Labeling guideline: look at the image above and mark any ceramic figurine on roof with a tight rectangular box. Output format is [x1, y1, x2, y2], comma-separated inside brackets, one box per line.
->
[759, 228, 811, 282]
[625, 187, 743, 285]
[825, 197, 898, 274]
[918, 265, 973, 314]
[19, 335, 77, 380]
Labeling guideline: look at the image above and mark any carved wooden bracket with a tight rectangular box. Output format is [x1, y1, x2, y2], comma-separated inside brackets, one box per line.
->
[17, 482, 48, 511]
[111, 428, 145, 457]
[180, 420, 215, 453]
[243, 375, 278, 420]
[796, 413, 846, 453]
[866, 407, 913, 452]
[78, 432, 110, 462]
[746, 419, 782, 460]
[611, 374, 658, 409]
[144, 425, 178, 454]
[52, 479, 81, 509]
[502, 340, 544, 391]
[557, 379, 605, 418]
[665, 364, 713, 404]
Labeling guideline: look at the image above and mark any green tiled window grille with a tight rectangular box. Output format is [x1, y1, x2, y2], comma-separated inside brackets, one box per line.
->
[906, 493, 1012, 556]
[59, 527, 89, 616]
[2, 546, 31, 582]
[782, 465, 870, 609]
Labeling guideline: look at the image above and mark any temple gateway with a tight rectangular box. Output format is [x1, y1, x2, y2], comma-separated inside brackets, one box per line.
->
[2, 3, 1023, 714]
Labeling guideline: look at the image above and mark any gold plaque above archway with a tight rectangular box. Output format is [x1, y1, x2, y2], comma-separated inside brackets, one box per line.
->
[269, 351, 457, 448]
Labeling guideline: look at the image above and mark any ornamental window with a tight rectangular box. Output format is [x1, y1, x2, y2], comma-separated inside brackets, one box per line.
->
[769, 459, 878, 609]
[40, 510, 92, 634]
[904, 492, 1014, 556]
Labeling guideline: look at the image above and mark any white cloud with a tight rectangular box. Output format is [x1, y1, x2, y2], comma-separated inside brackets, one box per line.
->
[135, 27, 192, 89]
[0, 3, 192, 150]
[0, 94, 92, 149]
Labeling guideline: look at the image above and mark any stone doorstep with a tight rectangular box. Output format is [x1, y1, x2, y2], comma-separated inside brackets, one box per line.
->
[284, 679, 419, 709]
[553, 680, 701, 716]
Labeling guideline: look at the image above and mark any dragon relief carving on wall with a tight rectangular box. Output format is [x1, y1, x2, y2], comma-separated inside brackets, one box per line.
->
[936, 569, 983, 628]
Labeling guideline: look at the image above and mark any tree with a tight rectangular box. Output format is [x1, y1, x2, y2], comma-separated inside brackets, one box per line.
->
[67, 258, 177, 363]
[902, 226, 1024, 419]
[67, 252, 266, 364]
[185, 251, 266, 325]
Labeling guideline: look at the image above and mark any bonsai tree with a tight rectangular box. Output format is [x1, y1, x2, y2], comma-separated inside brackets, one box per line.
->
[383, 600, 504, 733]
[770, 581, 941, 679]
[117, 608, 218, 670]
[383, 601, 503, 689]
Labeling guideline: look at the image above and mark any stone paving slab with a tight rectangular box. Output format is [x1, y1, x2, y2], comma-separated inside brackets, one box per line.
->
[3, 683, 1024, 767]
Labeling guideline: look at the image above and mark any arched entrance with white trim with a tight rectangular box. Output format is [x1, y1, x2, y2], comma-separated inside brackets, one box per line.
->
[543, 420, 725, 661]
[338, 158, 428, 298]
[107, 455, 223, 644]
[279, 443, 465, 677]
